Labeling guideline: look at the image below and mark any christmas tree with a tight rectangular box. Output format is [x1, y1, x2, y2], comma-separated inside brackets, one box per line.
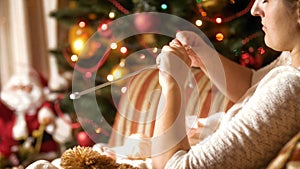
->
[49, 0, 279, 147]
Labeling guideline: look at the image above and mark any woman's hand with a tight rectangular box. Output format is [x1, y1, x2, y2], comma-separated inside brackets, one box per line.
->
[156, 39, 191, 90]
[177, 30, 254, 102]
[176, 31, 213, 69]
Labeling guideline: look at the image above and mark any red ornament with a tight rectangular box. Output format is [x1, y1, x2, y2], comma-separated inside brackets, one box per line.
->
[254, 54, 264, 69]
[76, 131, 94, 147]
[240, 52, 254, 67]
[134, 13, 160, 32]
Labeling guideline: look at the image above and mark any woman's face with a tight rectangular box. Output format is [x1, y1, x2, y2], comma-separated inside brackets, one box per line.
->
[251, 0, 299, 52]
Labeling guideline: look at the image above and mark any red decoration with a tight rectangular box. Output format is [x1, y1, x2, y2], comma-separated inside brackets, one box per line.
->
[62, 47, 111, 73]
[76, 131, 94, 147]
[134, 13, 160, 32]
[197, 0, 255, 23]
[107, 0, 129, 14]
[241, 32, 258, 45]
[240, 52, 254, 67]
[254, 53, 264, 69]
[240, 52, 264, 69]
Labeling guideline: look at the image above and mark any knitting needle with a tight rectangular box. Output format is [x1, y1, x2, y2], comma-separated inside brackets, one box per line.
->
[69, 64, 157, 100]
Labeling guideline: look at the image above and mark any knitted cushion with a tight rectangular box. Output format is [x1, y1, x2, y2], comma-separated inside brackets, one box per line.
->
[108, 68, 233, 147]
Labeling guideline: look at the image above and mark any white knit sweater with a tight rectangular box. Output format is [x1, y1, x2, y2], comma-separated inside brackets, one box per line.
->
[165, 52, 300, 169]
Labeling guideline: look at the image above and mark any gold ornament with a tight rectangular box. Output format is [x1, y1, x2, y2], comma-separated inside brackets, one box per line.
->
[200, 0, 228, 13]
[141, 34, 156, 44]
[88, 13, 97, 20]
[68, 23, 95, 56]
[68, 1, 77, 9]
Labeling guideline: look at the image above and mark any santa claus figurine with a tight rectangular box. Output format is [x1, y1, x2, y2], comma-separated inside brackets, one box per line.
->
[0, 70, 72, 167]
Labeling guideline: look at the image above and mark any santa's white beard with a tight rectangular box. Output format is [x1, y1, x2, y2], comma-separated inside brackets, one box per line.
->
[1, 86, 44, 140]
[1, 87, 43, 113]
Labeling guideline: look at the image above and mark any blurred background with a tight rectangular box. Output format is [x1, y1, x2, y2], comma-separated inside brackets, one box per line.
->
[0, 0, 280, 167]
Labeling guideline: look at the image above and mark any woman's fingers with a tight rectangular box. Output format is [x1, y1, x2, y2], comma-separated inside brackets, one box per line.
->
[156, 41, 192, 88]
[161, 42, 191, 67]
[169, 39, 183, 47]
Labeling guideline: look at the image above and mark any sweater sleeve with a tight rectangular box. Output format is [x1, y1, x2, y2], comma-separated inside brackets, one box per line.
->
[165, 66, 300, 169]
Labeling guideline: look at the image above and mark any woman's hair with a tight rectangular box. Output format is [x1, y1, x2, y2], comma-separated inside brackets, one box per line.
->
[285, 0, 298, 10]
[283, 0, 298, 18]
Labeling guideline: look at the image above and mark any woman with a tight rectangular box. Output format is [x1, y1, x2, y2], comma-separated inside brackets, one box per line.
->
[152, 0, 300, 168]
